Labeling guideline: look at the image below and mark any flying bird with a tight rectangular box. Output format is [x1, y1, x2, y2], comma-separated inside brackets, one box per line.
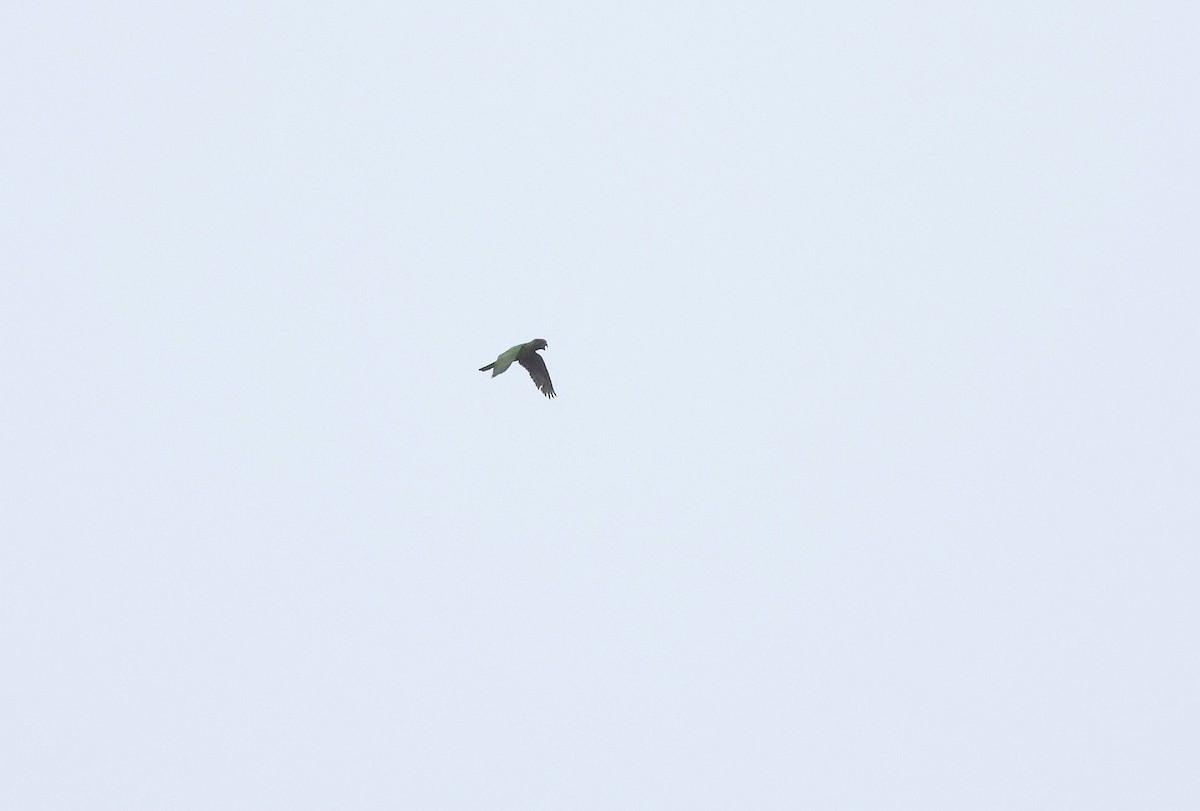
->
[479, 338, 556, 398]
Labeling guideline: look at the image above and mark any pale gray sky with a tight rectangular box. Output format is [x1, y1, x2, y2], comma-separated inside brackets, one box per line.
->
[3, 2, 1198, 808]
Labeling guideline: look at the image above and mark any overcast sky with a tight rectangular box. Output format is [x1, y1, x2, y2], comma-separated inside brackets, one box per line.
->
[3, 2, 1198, 808]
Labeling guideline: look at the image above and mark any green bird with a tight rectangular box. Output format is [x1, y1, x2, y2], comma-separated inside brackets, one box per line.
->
[479, 338, 556, 398]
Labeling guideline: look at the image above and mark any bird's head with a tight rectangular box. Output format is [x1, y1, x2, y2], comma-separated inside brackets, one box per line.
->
[531, 338, 549, 351]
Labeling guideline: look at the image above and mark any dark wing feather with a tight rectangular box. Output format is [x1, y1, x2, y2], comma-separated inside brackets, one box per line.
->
[518, 351, 556, 398]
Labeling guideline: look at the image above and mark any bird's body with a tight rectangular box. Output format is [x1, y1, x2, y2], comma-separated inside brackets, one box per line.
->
[479, 338, 555, 398]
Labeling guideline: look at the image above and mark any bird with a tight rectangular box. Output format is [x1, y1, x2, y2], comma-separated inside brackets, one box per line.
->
[479, 338, 556, 398]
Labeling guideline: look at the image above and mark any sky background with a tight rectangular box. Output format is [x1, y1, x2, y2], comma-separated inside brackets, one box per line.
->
[3, 2, 1198, 808]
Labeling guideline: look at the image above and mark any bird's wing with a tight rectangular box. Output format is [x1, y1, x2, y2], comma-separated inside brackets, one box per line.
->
[518, 352, 556, 398]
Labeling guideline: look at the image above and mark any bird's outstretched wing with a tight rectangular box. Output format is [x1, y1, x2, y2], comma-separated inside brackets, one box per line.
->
[519, 352, 556, 398]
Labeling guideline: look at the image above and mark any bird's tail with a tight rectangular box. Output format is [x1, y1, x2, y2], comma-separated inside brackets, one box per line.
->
[478, 362, 495, 372]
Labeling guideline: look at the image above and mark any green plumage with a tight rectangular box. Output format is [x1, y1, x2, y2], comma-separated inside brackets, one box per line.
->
[485, 344, 524, 376]
[479, 338, 556, 398]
